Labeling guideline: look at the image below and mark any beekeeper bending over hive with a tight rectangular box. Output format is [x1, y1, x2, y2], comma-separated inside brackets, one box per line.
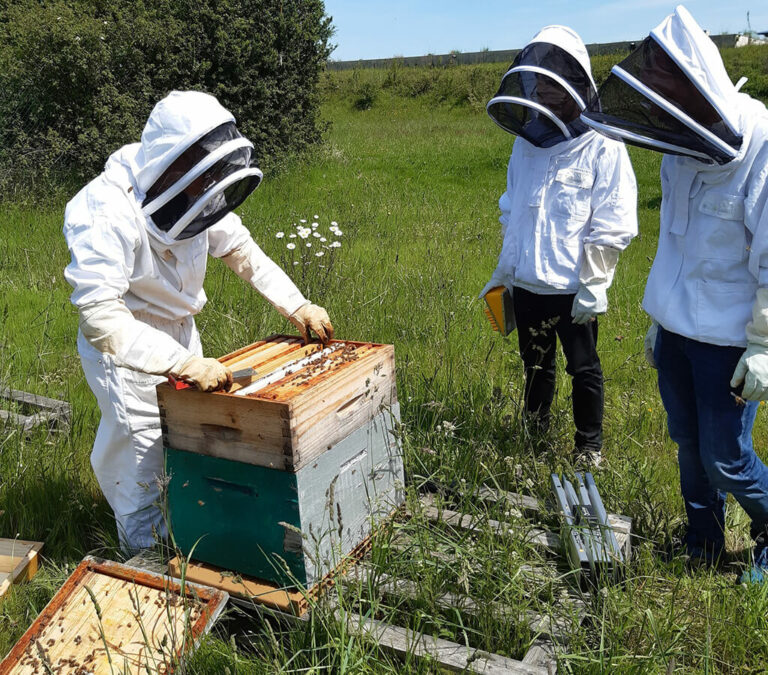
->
[481, 25, 638, 466]
[63, 91, 333, 552]
[581, 5, 768, 583]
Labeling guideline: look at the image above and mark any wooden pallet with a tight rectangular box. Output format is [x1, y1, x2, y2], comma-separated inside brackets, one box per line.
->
[0, 389, 70, 434]
[0, 557, 228, 674]
[0, 539, 43, 603]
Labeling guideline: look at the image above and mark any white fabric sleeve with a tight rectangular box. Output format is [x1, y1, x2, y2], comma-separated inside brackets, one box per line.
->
[207, 212, 308, 317]
[745, 144, 768, 283]
[578, 243, 620, 289]
[585, 141, 638, 251]
[63, 217, 191, 374]
[221, 238, 308, 318]
[499, 191, 512, 236]
[745, 288, 768, 347]
[80, 299, 192, 374]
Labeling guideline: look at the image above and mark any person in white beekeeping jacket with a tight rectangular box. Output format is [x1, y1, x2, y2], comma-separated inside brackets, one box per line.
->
[480, 25, 638, 466]
[63, 90, 333, 553]
[581, 5, 768, 583]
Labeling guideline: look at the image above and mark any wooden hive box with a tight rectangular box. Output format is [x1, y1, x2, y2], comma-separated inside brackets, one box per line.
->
[158, 335, 404, 587]
[0, 539, 43, 603]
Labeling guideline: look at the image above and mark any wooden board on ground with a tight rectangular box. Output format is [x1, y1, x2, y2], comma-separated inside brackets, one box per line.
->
[0, 539, 43, 603]
[0, 557, 227, 675]
[157, 335, 398, 471]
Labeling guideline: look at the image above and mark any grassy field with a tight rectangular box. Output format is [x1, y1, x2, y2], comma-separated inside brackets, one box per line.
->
[3, 48, 768, 672]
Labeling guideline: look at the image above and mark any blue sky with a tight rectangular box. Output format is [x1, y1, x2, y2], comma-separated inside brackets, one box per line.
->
[324, 1, 768, 61]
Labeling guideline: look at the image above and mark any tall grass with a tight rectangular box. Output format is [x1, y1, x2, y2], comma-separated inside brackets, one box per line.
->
[2, 46, 768, 671]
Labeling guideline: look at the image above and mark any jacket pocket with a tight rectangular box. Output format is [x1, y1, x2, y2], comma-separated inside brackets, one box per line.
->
[694, 194, 748, 262]
[696, 279, 755, 343]
[550, 168, 593, 222]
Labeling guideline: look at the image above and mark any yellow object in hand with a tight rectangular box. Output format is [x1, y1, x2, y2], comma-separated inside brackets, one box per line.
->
[483, 286, 516, 336]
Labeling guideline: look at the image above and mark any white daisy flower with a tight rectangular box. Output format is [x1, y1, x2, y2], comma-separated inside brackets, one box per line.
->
[300, 219, 307, 223]
[289, 233, 297, 238]
[312, 222, 319, 229]
[313, 231, 321, 238]
[298, 230, 309, 239]
[313, 214, 319, 219]
[331, 221, 338, 226]
[315, 251, 325, 257]
[320, 237, 327, 242]
[306, 242, 312, 247]
[276, 232, 284, 238]
[293, 261, 299, 265]
[330, 241, 341, 248]
[286, 243, 296, 250]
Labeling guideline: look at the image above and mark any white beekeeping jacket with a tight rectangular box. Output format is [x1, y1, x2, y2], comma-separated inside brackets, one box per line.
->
[494, 131, 637, 294]
[643, 111, 768, 346]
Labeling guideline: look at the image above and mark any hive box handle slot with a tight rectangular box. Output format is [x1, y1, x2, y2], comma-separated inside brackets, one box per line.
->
[336, 393, 366, 418]
[205, 476, 257, 496]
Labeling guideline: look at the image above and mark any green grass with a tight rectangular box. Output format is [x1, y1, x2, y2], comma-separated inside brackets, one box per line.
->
[3, 70, 768, 672]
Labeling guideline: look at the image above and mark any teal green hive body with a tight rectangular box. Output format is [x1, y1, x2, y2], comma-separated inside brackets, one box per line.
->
[166, 405, 403, 587]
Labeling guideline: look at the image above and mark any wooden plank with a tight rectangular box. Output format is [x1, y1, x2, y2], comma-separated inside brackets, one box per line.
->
[0, 557, 227, 674]
[0, 539, 43, 603]
[476, 486, 541, 515]
[168, 557, 309, 616]
[341, 610, 548, 674]
[158, 388, 294, 470]
[522, 639, 558, 675]
[0, 389, 71, 414]
[346, 565, 577, 644]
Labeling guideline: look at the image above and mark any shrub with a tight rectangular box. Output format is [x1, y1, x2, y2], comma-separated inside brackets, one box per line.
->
[0, 0, 333, 200]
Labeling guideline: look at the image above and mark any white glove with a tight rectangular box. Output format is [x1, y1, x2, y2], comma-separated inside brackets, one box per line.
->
[289, 303, 334, 344]
[221, 238, 307, 318]
[571, 243, 620, 325]
[79, 298, 192, 375]
[731, 288, 768, 401]
[644, 322, 659, 369]
[171, 356, 233, 392]
[479, 268, 514, 300]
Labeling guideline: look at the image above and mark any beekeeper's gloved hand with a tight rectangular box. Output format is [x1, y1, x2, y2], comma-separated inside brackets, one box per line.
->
[731, 289, 768, 401]
[479, 267, 515, 300]
[171, 356, 233, 392]
[644, 322, 659, 369]
[290, 303, 334, 345]
[571, 243, 620, 325]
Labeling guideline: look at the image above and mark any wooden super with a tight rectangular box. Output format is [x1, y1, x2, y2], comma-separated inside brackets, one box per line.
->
[157, 335, 404, 587]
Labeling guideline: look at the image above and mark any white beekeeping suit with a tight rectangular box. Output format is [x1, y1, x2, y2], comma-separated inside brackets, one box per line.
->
[483, 25, 638, 321]
[581, 5, 768, 582]
[63, 91, 332, 551]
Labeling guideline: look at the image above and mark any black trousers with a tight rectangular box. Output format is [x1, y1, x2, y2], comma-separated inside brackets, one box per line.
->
[513, 287, 604, 450]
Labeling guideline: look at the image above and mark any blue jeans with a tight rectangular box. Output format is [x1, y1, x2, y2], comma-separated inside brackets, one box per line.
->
[655, 328, 768, 562]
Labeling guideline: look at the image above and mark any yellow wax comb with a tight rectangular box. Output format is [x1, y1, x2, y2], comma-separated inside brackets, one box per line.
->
[483, 286, 516, 336]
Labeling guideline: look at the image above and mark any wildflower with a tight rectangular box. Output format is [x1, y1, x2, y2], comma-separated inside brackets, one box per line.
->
[312, 222, 319, 229]
[289, 233, 297, 238]
[276, 232, 285, 238]
[330, 241, 341, 248]
[320, 237, 327, 242]
[313, 214, 319, 219]
[331, 221, 338, 226]
[313, 232, 321, 238]
[293, 261, 299, 265]
[300, 219, 307, 223]
[306, 242, 312, 247]
[286, 243, 296, 250]
[316, 251, 325, 257]
[298, 229, 309, 239]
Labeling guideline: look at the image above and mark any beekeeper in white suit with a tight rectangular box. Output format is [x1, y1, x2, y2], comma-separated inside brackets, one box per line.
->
[581, 5, 768, 583]
[63, 91, 333, 552]
[480, 25, 638, 466]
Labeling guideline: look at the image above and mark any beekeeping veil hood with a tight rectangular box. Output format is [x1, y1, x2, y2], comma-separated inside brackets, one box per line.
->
[581, 5, 744, 164]
[133, 91, 263, 243]
[487, 25, 598, 147]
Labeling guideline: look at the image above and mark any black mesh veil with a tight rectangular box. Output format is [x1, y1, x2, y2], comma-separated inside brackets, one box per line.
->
[487, 41, 597, 146]
[143, 122, 262, 239]
[581, 37, 742, 164]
